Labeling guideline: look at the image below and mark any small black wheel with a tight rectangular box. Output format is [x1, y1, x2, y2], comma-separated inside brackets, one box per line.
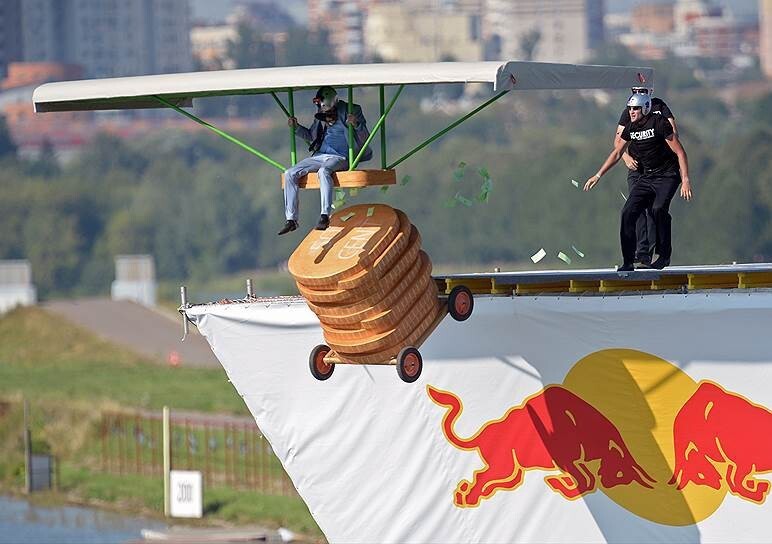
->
[448, 285, 474, 321]
[309, 344, 334, 381]
[396, 346, 423, 383]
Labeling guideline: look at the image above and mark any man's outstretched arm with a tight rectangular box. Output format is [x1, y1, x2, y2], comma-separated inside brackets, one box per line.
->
[584, 137, 629, 191]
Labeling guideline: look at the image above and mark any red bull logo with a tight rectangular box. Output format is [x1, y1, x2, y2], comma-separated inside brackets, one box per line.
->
[428, 385, 655, 506]
[428, 349, 772, 526]
[669, 381, 772, 504]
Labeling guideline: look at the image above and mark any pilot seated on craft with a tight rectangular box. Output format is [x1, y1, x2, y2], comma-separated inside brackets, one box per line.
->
[279, 86, 373, 235]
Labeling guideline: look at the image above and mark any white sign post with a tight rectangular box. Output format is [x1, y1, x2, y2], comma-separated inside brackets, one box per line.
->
[169, 470, 203, 518]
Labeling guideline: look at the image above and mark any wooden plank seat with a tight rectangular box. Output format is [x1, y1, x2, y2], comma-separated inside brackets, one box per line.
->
[281, 169, 397, 189]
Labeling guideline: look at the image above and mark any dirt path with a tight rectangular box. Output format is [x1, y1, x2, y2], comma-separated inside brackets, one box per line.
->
[44, 298, 220, 368]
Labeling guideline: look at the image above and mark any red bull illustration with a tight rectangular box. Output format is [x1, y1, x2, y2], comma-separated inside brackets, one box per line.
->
[428, 349, 772, 526]
[669, 380, 772, 504]
[427, 385, 655, 506]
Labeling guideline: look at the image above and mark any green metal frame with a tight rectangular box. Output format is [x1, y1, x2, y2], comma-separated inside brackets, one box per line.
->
[153, 95, 286, 171]
[386, 90, 509, 169]
[155, 84, 511, 176]
[350, 84, 404, 171]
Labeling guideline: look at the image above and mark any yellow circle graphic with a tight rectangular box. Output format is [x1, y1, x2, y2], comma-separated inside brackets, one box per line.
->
[562, 349, 726, 526]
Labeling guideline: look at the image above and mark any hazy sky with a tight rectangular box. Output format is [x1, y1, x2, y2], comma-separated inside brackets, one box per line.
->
[189, 0, 759, 24]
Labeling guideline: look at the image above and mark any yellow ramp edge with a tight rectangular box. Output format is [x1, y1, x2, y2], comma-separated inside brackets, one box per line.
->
[738, 272, 772, 288]
[651, 274, 688, 290]
[688, 273, 739, 290]
[570, 279, 601, 293]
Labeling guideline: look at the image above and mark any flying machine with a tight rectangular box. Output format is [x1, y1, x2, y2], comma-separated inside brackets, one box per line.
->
[34, 60, 655, 381]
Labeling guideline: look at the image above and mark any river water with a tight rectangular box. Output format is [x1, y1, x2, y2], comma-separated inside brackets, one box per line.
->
[0, 495, 166, 543]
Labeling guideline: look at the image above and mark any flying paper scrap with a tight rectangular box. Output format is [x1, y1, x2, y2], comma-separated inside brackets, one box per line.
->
[531, 248, 546, 263]
[620, 191, 628, 201]
[571, 245, 585, 258]
[571, 179, 580, 188]
[557, 251, 572, 264]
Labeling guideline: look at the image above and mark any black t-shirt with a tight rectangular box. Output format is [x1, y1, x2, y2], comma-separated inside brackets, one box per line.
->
[618, 97, 673, 126]
[621, 113, 678, 175]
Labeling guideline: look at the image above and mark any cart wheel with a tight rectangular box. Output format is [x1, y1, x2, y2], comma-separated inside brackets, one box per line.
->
[396, 347, 423, 383]
[309, 344, 334, 381]
[448, 285, 474, 321]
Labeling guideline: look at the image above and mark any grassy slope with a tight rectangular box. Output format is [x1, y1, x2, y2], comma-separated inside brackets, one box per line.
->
[0, 306, 321, 537]
[0, 306, 247, 414]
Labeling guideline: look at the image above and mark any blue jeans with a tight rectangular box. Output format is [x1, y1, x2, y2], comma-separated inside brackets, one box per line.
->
[283, 154, 347, 221]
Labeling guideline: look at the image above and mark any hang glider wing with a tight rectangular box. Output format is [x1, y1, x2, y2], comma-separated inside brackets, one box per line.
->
[33, 61, 654, 113]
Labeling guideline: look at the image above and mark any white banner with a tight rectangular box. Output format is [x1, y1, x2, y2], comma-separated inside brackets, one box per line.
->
[186, 292, 772, 543]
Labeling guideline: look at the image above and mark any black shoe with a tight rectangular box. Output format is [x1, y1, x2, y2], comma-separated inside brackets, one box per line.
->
[617, 263, 635, 272]
[315, 214, 330, 230]
[278, 220, 297, 235]
[650, 257, 670, 270]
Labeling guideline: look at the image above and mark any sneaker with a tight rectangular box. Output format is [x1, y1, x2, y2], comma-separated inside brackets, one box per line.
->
[650, 257, 670, 270]
[278, 220, 298, 235]
[315, 214, 330, 230]
[634, 256, 652, 268]
[617, 263, 635, 272]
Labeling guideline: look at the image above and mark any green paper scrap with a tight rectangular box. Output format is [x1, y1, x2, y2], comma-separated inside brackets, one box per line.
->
[380, 185, 389, 193]
[348, 187, 359, 197]
[453, 161, 467, 181]
[557, 251, 572, 265]
[340, 212, 356, 222]
[571, 245, 585, 258]
[400, 175, 411, 186]
[455, 192, 473, 207]
[478, 167, 490, 180]
[366, 206, 374, 217]
[571, 179, 580, 188]
[478, 177, 493, 203]
[444, 196, 458, 208]
[531, 248, 546, 263]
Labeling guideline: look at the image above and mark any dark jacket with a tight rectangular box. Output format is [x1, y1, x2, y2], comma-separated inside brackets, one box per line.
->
[294, 100, 373, 163]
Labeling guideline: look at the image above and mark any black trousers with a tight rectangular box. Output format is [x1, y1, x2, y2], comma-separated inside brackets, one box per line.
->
[620, 173, 681, 265]
[627, 171, 656, 262]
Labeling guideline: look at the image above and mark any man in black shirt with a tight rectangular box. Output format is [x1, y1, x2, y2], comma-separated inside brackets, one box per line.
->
[615, 87, 678, 266]
[584, 93, 692, 271]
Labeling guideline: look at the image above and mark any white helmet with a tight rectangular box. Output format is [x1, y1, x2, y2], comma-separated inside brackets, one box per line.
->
[627, 93, 652, 116]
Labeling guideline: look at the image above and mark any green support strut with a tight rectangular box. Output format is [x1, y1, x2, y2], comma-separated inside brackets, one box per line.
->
[351, 84, 404, 171]
[387, 90, 509, 170]
[379, 85, 387, 169]
[288, 89, 296, 166]
[153, 95, 286, 171]
[347, 86, 354, 169]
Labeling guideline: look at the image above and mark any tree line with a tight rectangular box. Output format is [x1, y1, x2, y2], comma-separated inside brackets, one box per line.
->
[1, 44, 770, 297]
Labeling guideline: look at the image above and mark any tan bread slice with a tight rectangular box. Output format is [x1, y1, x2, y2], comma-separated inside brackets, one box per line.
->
[320, 276, 438, 344]
[296, 281, 358, 304]
[335, 209, 413, 291]
[288, 204, 400, 288]
[333, 298, 443, 365]
[358, 279, 441, 334]
[314, 250, 429, 327]
[305, 230, 422, 317]
[297, 220, 423, 305]
[325, 279, 439, 354]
